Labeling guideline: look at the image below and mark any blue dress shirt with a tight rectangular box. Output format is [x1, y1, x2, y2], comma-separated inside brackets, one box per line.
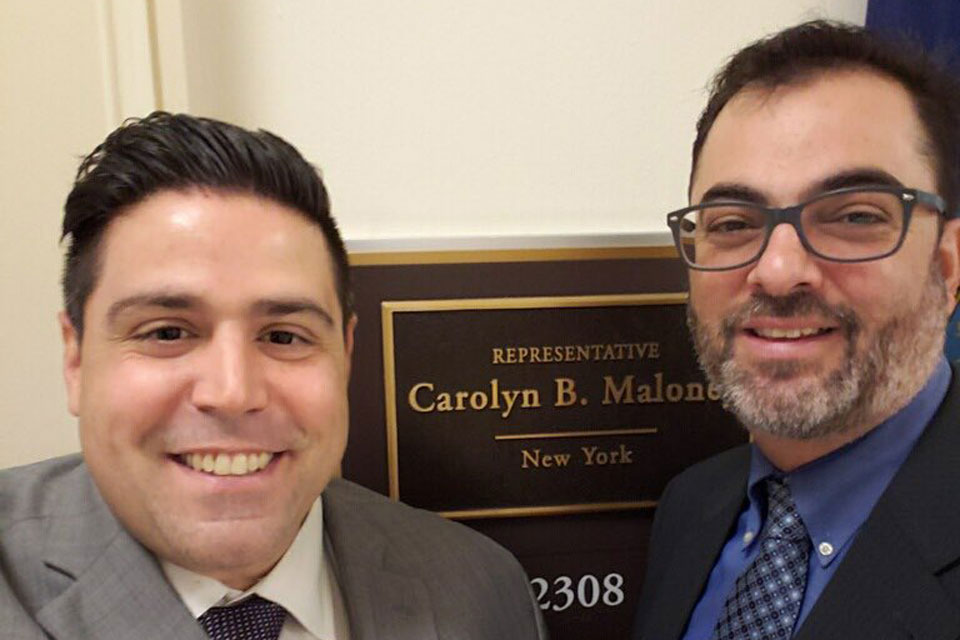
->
[681, 356, 951, 639]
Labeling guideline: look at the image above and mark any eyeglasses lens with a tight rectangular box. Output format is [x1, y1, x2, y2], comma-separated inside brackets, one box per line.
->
[675, 190, 905, 268]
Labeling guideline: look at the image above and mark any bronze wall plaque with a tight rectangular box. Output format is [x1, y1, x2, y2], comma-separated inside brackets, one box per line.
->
[345, 247, 746, 640]
[382, 293, 738, 518]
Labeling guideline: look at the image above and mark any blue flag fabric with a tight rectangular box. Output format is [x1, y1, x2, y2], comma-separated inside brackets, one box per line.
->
[948, 310, 960, 361]
[865, 0, 960, 359]
[866, 0, 960, 73]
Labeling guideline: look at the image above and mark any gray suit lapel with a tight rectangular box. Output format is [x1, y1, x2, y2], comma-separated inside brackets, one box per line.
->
[324, 481, 438, 640]
[333, 561, 437, 640]
[35, 467, 204, 640]
[796, 367, 960, 640]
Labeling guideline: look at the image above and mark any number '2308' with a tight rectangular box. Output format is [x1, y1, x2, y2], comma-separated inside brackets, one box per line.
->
[531, 573, 625, 612]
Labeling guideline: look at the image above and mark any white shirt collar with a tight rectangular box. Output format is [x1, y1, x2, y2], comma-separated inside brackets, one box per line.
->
[161, 497, 338, 639]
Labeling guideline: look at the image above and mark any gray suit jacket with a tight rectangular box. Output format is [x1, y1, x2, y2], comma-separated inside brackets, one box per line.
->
[0, 455, 547, 639]
[634, 362, 960, 640]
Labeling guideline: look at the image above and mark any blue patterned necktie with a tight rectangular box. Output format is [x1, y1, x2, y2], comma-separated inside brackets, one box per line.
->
[712, 477, 811, 640]
[198, 594, 287, 640]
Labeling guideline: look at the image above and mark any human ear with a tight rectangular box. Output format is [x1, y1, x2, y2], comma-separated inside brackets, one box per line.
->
[59, 311, 82, 416]
[342, 314, 358, 378]
[938, 218, 960, 315]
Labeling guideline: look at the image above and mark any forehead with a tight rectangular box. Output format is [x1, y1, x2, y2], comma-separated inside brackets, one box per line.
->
[90, 189, 338, 316]
[691, 69, 936, 202]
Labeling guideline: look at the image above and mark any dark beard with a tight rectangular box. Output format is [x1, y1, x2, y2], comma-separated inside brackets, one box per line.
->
[687, 263, 948, 439]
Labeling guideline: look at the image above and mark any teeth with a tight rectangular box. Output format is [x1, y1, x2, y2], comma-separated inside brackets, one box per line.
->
[179, 452, 275, 476]
[230, 455, 248, 475]
[214, 453, 231, 475]
[754, 327, 824, 339]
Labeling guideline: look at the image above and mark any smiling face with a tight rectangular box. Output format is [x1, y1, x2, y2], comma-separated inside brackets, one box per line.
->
[687, 69, 960, 457]
[61, 189, 355, 590]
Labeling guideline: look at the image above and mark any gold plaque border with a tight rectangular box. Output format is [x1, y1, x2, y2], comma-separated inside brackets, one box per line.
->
[352, 245, 677, 266]
[438, 500, 660, 520]
[382, 291, 689, 519]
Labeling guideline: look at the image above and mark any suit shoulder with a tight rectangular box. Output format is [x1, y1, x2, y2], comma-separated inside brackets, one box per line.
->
[324, 478, 520, 566]
[324, 479, 544, 638]
[0, 454, 86, 527]
[661, 444, 750, 507]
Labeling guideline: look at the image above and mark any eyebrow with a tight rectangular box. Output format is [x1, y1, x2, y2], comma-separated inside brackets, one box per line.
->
[251, 298, 335, 327]
[698, 184, 768, 205]
[811, 168, 905, 195]
[106, 293, 200, 325]
[106, 292, 335, 327]
[696, 167, 907, 207]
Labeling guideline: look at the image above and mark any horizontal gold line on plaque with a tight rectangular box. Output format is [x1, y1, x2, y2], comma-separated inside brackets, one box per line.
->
[350, 245, 677, 266]
[494, 427, 657, 441]
[438, 500, 659, 520]
[381, 291, 687, 313]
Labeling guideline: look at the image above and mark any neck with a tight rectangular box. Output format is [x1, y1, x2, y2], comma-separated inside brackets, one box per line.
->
[752, 423, 876, 471]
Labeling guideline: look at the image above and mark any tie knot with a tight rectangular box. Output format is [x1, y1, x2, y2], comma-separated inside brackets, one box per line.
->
[198, 594, 287, 640]
[764, 477, 807, 543]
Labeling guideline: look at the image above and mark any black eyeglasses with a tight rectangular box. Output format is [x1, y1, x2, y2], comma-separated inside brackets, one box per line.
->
[667, 186, 956, 271]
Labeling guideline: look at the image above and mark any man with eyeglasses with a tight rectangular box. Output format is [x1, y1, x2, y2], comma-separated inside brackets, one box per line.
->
[634, 21, 960, 640]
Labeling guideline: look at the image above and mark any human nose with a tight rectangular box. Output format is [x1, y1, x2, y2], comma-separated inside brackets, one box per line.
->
[745, 223, 822, 296]
[191, 331, 268, 416]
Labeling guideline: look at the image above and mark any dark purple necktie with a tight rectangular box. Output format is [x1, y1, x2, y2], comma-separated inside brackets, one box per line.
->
[198, 594, 287, 640]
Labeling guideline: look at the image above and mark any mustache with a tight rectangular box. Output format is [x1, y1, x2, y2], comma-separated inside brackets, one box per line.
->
[720, 291, 860, 338]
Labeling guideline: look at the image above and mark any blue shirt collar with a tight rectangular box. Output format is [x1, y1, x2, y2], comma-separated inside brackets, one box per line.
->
[744, 356, 951, 567]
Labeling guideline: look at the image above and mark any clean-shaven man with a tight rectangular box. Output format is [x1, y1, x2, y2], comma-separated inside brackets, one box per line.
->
[0, 112, 546, 640]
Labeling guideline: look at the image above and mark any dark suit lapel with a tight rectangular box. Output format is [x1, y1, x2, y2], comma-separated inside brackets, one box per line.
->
[796, 367, 960, 640]
[35, 466, 204, 640]
[642, 451, 750, 640]
[324, 482, 438, 640]
[794, 515, 960, 640]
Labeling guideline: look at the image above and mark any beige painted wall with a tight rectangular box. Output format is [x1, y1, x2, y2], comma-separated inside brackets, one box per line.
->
[175, 0, 868, 241]
[1, 0, 111, 467]
[1, 0, 867, 468]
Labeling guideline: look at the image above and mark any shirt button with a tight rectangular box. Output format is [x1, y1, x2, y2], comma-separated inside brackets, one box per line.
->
[743, 531, 755, 544]
[818, 541, 835, 557]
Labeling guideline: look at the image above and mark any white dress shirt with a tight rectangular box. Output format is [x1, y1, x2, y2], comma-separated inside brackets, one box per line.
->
[162, 497, 350, 640]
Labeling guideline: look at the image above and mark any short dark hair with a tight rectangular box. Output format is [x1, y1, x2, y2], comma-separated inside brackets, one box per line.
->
[690, 20, 960, 214]
[62, 111, 352, 337]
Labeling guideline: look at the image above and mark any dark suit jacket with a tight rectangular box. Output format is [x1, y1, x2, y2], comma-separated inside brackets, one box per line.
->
[634, 364, 960, 640]
[0, 455, 547, 639]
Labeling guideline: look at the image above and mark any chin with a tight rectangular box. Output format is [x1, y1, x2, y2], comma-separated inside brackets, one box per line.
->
[175, 523, 289, 576]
